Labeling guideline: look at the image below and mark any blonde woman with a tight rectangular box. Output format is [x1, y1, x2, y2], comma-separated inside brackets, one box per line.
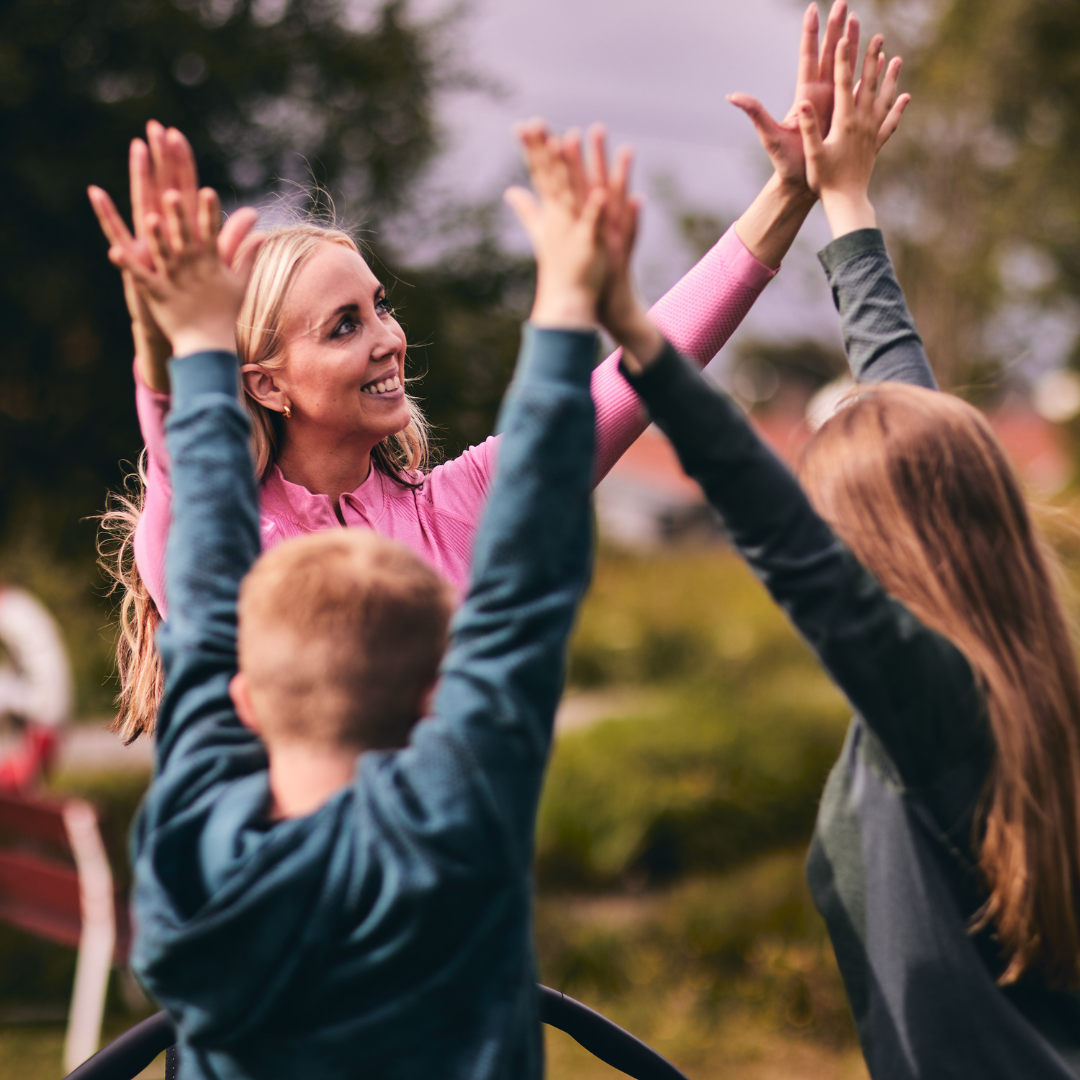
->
[91, 3, 863, 740]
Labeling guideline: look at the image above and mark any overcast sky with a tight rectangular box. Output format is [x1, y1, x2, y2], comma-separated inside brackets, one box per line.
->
[408, 0, 847, 358]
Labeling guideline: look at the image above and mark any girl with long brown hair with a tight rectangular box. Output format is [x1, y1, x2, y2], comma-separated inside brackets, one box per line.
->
[591, 29, 1080, 1080]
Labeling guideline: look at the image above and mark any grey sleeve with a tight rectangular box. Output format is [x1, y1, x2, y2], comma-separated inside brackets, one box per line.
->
[818, 229, 937, 390]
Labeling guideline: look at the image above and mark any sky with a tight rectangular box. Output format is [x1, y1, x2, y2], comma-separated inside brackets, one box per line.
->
[406, 0, 849, 361]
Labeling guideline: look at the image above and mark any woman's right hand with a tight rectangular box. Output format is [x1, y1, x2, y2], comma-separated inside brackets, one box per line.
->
[89, 121, 258, 390]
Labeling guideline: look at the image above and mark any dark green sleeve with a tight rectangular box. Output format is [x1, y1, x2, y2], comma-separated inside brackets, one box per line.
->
[818, 229, 937, 390]
[622, 342, 987, 795]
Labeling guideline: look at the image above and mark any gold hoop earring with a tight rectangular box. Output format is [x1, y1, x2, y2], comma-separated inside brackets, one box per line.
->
[282, 404, 292, 419]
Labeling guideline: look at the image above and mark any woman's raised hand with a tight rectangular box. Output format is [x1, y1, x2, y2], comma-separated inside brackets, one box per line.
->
[504, 119, 608, 329]
[729, 1, 856, 194]
[104, 184, 264, 361]
[797, 32, 910, 237]
[88, 121, 260, 389]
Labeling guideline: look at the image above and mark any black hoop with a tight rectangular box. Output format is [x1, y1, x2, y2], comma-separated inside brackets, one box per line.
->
[63, 986, 691, 1080]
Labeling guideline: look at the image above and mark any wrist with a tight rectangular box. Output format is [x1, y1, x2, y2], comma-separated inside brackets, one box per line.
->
[614, 315, 664, 375]
[170, 325, 237, 360]
[819, 190, 877, 239]
[531, 285, 598, 330]
[735, 172, 817, 270]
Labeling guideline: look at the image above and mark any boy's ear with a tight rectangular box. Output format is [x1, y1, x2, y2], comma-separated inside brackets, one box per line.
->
[230, 672, 262, 735]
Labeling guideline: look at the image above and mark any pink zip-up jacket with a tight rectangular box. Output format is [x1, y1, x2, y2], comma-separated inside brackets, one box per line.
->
[134, 226, 776, 615]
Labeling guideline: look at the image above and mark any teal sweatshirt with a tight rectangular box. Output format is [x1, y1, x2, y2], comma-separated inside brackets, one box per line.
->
[129, 326, 597, 1080]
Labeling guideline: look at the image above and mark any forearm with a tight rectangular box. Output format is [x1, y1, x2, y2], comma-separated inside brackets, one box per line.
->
[159, 351, 260, 659]
[818, 229, 936, 389]
[434, 326, 596, 854]
[591, 226, 777, 479]
[734, 173, 817, 271]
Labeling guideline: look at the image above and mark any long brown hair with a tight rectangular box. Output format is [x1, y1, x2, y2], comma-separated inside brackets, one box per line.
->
[799, 382, 1080, 989]
[101, 222, 431, 743]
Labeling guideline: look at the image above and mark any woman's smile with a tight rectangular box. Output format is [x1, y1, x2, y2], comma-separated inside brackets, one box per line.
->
[360, 373, 403, 397]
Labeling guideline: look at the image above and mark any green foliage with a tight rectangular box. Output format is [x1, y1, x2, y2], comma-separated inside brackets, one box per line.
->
[536, 851, 858, 1053]
[0, 0, 448, 541]
[869, 0, 1080, 387]
[541, 550, 850, 887]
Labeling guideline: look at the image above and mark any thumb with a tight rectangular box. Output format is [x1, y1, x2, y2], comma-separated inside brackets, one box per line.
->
[218, 207, 259, 268]
[233, 233, 267, 290]
[503, 185, 541, 239]
[728, 93, 783, 145]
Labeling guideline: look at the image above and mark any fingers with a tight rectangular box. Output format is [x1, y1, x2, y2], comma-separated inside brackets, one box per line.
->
[219, 207, 259, 267]
[161, 190, 194, 260]
[798, 2, 821, 90]
[146, 120, 173, 196]
[610, 144, 633, 212]
[87, 186, 135, 248]
[130, 139, 157, 241]
[233, 233, 266, 290]
[819, 0, 847, 85]
[834, 35, 855, 115]
[877, 93, 911, 150]
[798, 99, 825, 162]
[503, 185, 542, 239]
[197, 188, 222, 251]
[580, 185, 608, 242]
[514, 119, 560, 203]
[167, 127, 200, 221]
[587, 124, 609, 192]
[857, 34, 884, 105]
[877, 55, 903, 118]
[562, 129, 589, 211]
[845, 12, 860, 73]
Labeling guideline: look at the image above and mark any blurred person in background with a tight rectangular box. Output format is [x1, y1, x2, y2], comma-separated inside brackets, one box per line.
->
[0, 586, 73, 790]
[90, 2, 867, 744]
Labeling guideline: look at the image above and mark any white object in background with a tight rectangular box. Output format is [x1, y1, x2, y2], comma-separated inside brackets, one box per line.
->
[62, 799, 116, 1074]
[805, 375, 855, 431]
[0, 586, 73, 728]
[1033, 369, 1080, 424]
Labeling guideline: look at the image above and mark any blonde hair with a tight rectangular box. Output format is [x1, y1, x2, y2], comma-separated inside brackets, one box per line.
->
[799, 382, 1080, 989]
[239, 529, 453, 749]
[102, 221, 432, 743]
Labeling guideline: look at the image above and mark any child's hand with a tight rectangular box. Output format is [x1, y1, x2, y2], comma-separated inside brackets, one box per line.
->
[583, 127, 662, 373]
[797, 33, 910, 237]
[102, 185, 263, 359]
[729, 1, 855, 196]
[504, 119, 608, 329]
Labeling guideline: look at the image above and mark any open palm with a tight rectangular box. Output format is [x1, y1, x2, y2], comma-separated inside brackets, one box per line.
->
[730, 1, 859, 190]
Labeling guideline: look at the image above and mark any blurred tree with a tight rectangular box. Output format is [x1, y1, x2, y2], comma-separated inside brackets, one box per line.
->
[869, 0, 1080, 390]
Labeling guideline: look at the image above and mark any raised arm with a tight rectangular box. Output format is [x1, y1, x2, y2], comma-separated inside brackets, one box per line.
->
[95, 169, 264, 766]
[382, 123, 604, 864]
[796, 17, 935, 388]
[621, 341, 980, 793]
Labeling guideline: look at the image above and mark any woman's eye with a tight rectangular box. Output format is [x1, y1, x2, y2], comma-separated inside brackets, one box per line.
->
[376, 295, 395, 317]
[331, 316, 356, 339]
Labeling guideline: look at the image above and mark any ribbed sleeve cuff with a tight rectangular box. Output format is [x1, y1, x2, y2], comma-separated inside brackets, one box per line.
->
[520, 323, 599, 388]
[168, 350, 240, 405]
[817, 229, 886, 275]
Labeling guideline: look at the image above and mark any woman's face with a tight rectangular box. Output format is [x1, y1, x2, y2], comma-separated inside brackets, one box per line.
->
[269, 242, 410, 447]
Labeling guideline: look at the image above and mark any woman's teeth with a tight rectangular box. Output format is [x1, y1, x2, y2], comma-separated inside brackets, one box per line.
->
[361, 374, 402, 396]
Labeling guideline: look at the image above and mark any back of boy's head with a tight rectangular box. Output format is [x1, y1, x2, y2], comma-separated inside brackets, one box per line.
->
[237, 530, 455, 751]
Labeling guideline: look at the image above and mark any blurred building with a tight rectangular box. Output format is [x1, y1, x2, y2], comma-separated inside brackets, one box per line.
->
[596, 387, 1073, 551]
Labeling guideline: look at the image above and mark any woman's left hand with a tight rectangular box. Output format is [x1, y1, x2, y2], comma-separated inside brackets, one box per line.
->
[728, 0, 856, 195]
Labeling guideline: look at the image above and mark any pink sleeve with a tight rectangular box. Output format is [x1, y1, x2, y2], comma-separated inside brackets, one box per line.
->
[131, 362, 172, 617]
[591, 225, 777, 480]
